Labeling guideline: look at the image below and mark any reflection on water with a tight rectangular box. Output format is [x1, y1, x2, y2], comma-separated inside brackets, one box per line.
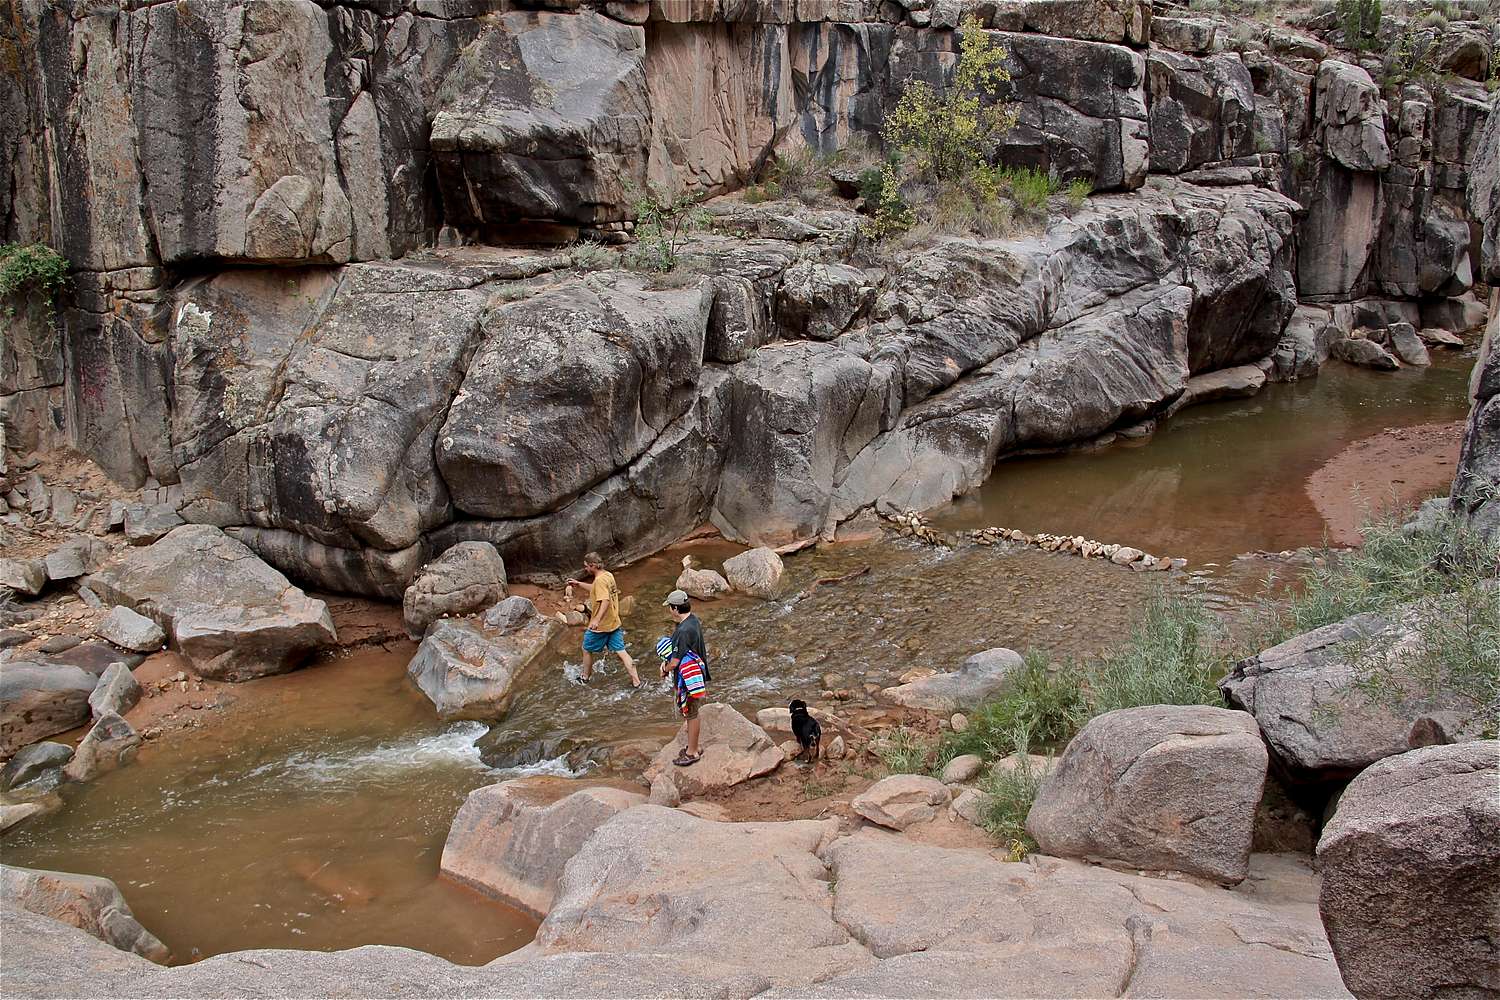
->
[0, 355, 1476, 966]
[935, 353, 1474, 563]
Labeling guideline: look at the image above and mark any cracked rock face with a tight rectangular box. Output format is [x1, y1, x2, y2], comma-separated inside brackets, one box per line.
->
[1026, 705, 1268, 885]
[1318, 741, 1500, 1000]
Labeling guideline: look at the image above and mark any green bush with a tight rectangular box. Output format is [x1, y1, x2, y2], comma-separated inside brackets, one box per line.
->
[883, 15, 1017, 185]
[568, 239, 613, 272]
[627, 189, 709, 274]
[870, 725, 930, 774]
[856, 166, 886, 205]
[977, 755, 1047, 855]
[942, 650, 1086, 761]
[1064, 178, 1091, 209]
[994, 166, 1058, 215]
[1086, 591, 1226, 716]
[0, 242, 69, 316]
[1336, 0, 1382, 49]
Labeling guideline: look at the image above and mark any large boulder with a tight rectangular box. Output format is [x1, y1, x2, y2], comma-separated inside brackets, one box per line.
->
[1026, 705, 1267, 884]
[0, 559, 45, 597]
[402, 542, 508, 638]
[642, 703, 783, 797]
[721, 547, 785, 599]
[406, 617, 561, 720]
[1317, 742, 1499, 1000]
[879, 647, 1024, 713]
[0, 661, 96, 757]
[533, 806, 866, 987]
[1219, 605, 1473, 787]
[440, 777, 644, 918]
[851, 774, 951, 831]
[0, 866, 169, 963]
[85, 525, 336, 681]
[1314, 61, 1390, 173]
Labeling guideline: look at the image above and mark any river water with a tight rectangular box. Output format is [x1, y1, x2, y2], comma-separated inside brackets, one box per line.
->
[0, 354, 1476, 966]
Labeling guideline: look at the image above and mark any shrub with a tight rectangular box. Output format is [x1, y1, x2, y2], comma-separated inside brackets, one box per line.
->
[1336, 0, 1382, 49]
[993, 166, 1058, 215]
[1064, 178, 1091, 209]
[568, 239, 613, 272]
[870, 725, 930, 774]
[975, 727, 1050, 857]
[0, 242, 69, 316]
[883, 15, 1017, 185]
[765, 147, 825, 204]
[627, 189, 710, 274]
[1085, 591, 1226, 716]
[942, 650, 1086, 761]
[856, 166, 886, 205]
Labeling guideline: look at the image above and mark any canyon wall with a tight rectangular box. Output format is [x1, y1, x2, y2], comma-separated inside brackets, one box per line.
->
[1, 0, 1494, 594]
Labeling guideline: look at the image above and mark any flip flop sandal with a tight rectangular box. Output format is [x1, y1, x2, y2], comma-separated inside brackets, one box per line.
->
[672, 751, 702, 767]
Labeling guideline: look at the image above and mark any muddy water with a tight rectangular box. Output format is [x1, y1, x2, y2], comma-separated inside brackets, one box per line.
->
[0, 355, 1476, 966]
[935, 352, 1475, 565]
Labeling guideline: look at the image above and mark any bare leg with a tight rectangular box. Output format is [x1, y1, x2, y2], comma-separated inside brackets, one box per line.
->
[580, 649, 595, 681]
[617, 649, 640, 686]
[686, 716, 702, 757]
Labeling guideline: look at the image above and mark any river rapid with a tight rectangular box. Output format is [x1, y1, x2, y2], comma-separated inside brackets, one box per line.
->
[0, 354, 1475, 965]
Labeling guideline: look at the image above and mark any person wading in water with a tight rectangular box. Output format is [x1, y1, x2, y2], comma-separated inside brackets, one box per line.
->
[566, 552, 642, 688]
[659, 588, 711, 766]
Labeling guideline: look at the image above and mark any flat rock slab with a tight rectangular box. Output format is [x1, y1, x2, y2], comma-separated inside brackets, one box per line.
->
[0, 661, 97, 757]
[534, 806, 864, 988]
[1026, 705, 1267, 884]
[774, 836, 1349, 999]
[642, 703, 783, 797]
[86, 525, 336, 681]
[407, 617, 561, 720]
[441, 777, 644, 917]
[0, 903, 771, 999]
[122, 504, 183, 546]
[0, 865, 169, 963]
[879, 647, 1024, 713]
[1318, 741, 1499, 1000]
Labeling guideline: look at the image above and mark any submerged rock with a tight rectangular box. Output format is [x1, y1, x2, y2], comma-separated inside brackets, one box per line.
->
[440, 777, 644, 918]
[402, 542, 509, 638]
[1026, 705, 1267, 884]
[86, 525, 336, 681]
[62, 712, 140, 783]
[1318, 742, 1499, 1000]
[406, 617, 561, 720]
[0, 865, 169, 963]
[879, 647, 1023, 713]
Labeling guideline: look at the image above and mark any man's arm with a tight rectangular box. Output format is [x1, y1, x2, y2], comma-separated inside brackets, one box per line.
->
[587, 597, 610, 632]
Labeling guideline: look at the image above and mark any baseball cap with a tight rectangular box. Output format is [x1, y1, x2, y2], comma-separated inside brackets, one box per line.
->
[662, 589, 690, 607]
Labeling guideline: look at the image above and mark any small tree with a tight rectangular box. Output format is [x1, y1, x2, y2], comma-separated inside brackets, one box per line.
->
[882, 15, 1018, 185]
[628, 189, 709, 274]
[1336, 0, 1382, 50]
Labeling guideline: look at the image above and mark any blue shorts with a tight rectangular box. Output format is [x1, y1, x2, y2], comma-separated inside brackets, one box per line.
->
[582, 628, 626, 654]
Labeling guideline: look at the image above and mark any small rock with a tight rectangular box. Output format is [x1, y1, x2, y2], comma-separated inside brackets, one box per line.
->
[1110, 546, 1143, 566]
[75, 586, 103, 610]
[939, 754, 983, 784]
[62, 711, 141, 782]
[106, 501, 127, 531]
[1333, 336, 1400, 370]
[825, 734, 845, 760]
[123, 504, 185, 546]
[48, 488, 78, 525]
[0, 559, 45, 597]
[1386, 322, 1430, 367]
[88, 662, 143, 718]
[951, 787, 992, 826]
[37, 635, 82, 655]
[649, 772, 681, 807]
[676, 557, 730, 600]
[1416, 327, 1463, 348]
[481, 596, 538, 633]
[94, 606, 165, 653]
[0, 630, 29, 651]
[0, 801, 50, 831]
[403, 541, 509, 638]
[950, 713, 968, 732]
[851, 774, 951, 831]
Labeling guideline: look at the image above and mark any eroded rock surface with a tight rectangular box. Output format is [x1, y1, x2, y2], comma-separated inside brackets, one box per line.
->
[1318, 742, 1499, 1000]
[1026, 705, 1267, 884]
[880, 647, 1023, 713]
[0, 660, 96, 757]
[85, 525, 336, 681]
[402, 542, 508, 638]
[406, 617, 561, 720]
[0, 866, 169, 963]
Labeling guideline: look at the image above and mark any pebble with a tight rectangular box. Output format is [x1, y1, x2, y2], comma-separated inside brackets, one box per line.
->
[951, 713, 969, 732]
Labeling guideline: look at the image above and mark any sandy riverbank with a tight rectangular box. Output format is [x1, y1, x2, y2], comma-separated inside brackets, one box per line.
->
[1305, 420, 1464, 546]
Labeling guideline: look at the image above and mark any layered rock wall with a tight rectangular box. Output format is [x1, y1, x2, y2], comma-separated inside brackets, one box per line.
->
[2, 0, 1494, 593]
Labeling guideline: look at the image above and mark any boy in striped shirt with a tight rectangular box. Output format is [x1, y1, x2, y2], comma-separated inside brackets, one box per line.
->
[659, 589, 710, 767]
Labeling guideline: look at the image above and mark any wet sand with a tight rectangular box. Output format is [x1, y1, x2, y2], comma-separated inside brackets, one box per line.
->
[1305, 420, 1465, 546]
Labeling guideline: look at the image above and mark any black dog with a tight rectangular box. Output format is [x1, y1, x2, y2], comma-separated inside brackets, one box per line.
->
[789, 699, 821, 762]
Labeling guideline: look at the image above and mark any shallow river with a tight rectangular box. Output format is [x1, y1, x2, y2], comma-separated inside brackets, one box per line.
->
[0, 354, 1476, 965]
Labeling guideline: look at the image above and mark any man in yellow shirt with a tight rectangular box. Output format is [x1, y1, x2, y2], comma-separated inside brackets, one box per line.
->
[566, 551, 642, 687]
